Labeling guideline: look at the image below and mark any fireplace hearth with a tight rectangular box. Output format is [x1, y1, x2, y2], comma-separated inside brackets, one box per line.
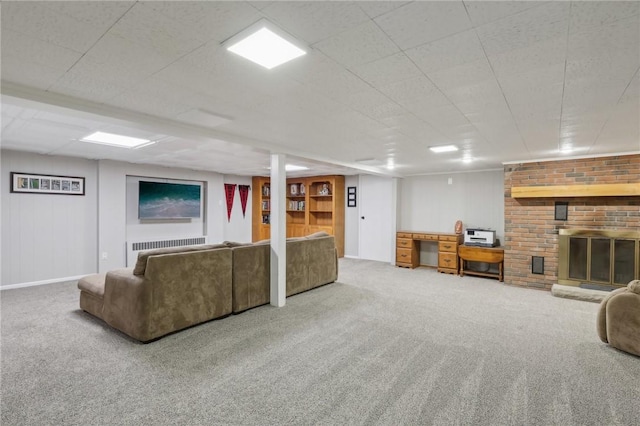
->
[558, 229, 640, 288]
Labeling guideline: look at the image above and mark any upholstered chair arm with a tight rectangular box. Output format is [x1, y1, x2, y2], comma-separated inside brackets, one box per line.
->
[102, 268, 151, 341]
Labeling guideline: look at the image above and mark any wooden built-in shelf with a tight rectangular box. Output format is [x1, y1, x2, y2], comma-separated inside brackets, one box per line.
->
[511, 183, 640, 198]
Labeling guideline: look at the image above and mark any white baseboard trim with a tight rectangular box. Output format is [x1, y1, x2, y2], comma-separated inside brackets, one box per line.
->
[1, 274, 90, 291]
[343, 255, 360, 259]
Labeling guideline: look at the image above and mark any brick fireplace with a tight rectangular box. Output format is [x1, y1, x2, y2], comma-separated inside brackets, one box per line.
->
[503, 154, 640, 290]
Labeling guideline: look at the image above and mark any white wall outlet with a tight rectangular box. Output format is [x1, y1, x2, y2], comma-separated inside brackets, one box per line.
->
[101, 252, 108, 260]
[448, 177, 453, 185]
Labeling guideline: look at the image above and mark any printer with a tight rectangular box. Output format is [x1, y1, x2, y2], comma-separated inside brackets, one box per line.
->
[464, 228, 497, 247]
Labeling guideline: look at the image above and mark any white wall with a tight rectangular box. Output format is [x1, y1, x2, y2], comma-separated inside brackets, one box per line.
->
[222, 175, 252, 243]
[344, 175, 359, 257]
[399, 170, 505, 243]
[1, 150, 98, 286]
[98, 160, 226, 273]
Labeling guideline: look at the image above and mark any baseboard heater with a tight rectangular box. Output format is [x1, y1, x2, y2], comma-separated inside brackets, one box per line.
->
[126, 236, 207, 267]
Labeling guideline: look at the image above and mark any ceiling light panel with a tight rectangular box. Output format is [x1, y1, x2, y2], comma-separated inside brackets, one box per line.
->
[429, 144, 458, 153]
[81, 131, 151, 148]
[225, 19, 306, 69]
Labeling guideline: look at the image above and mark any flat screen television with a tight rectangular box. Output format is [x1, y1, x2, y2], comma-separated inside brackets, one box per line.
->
[138, 181, 201, 219]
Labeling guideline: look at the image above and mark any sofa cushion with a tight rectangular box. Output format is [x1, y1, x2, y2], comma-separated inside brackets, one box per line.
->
[223, 241, 252, 248]
[306, 231, 330, 239]
[78, 273, 106, 297]
[133, 243, 228, 275]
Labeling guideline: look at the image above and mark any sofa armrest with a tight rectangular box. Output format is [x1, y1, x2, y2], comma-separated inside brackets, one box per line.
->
[597, 286, 631, 343]
[102, 268, 151, 341]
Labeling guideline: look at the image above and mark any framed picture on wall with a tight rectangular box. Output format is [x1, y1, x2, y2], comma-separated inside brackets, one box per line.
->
[10, 172, 85, 195]
[347, 186, 356, 207]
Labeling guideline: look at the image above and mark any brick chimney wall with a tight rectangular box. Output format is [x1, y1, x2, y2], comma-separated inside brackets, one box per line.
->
[503, 154, 640, 290]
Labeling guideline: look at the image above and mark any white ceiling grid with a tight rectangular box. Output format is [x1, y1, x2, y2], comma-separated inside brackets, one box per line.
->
[0, 1, 638, 177]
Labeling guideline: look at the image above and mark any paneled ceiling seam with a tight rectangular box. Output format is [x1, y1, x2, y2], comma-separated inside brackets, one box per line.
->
[588, 65, 640, 152]
[461, 0, 530, 156]
[557, 1, 574, 154]
[54, 1, 137, 89]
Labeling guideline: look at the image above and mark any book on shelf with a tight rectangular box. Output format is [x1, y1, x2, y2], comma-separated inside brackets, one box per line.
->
[262, 214, 270, 224]
[288, 200, 305, 211]
[261, 200, 270, 210]
[262, 185, 270, 196]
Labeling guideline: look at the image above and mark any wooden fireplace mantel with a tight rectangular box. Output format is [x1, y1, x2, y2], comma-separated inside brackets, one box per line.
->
[511, 183, 640, 198]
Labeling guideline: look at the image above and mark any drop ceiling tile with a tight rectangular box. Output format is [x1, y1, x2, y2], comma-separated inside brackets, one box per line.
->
[568, 15, 640, 62]
[143, 1, 260, 43]
[352, 52, 422, 88]
[343, 92, 405, 122]
[463, 1, 545, 27]
[427, 57, 495, 91]
[1, 57, 69, 91]
[1, 2, 109, 53]
[109, 3, 205, 59]
[618, 72, 639, 106]
[488, 36, 567, 79]
[43, 1, 134, 30]
[48, 63, 129, 104]
[262, 2, 371, 44]
[108, 91, 192, 119]
[399, 91, 452, 114]
[445, 79, 506, 109]
[498, 63, 565, 108]
[1, 29, 83, 73]
[406, 30, 485, 75]
[84, 34, 177, 77]
[378, 76, 439, 104]
[180, 42, 256, 80]
[305, 68, 372, 102]
[476, 2, 570, 56]
[418, 105, 471, 132]
[374, 1, 471, 50]
[314, 21, 400, 68]
[569, 1, 640, 33]
[357, 1, 412, 19]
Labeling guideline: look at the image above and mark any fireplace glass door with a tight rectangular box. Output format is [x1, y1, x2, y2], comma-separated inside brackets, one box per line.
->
[559, 230, 640, 288]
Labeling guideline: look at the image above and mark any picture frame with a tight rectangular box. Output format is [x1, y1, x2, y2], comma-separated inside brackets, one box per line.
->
[10, 172, 85, 196]
[347, 186, 357, 207]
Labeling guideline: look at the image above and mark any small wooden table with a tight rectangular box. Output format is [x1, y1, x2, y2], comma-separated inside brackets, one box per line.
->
[458, 245, 505, 281]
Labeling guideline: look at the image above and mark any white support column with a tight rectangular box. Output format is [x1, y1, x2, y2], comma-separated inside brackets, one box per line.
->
[270, 153, 286, 307]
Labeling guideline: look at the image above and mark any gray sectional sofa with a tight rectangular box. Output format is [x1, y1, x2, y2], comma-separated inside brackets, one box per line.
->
[78, 232, 337, 342]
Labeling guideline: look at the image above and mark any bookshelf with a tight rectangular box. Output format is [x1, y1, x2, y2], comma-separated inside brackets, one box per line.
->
[251, 175, 345, 256]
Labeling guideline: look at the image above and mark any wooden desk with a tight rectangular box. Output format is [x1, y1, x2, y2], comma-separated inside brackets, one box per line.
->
[396, 231, 463, 275]
[458, 245, 505, 281]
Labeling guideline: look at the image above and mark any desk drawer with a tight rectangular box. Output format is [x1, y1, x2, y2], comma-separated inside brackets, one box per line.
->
[396, 238, 413, 249]
[396, 248, 414, 264]
[438, 241, 457, 252]
[438, 252, 457, 269]
[413, 233, 438, 241]
[397, 232, 412, 238]
[439, 235, 459, 242]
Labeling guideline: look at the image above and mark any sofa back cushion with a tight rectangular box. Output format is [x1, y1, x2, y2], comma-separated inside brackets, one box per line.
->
[133, 243, 228, 275]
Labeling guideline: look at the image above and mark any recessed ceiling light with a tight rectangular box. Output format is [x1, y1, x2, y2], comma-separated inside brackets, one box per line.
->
[267, 164, 309, 172]
[81, 131, 151, 148]
[387, 158, 395, 170]
[462, 157, 473, 163]
[225, 20, 306, 69]
[429, 145, 458, 153]
[285, 164, 308, 172]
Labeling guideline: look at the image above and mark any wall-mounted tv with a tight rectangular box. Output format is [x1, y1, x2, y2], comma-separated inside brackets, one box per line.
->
[138, 181, 201, 219]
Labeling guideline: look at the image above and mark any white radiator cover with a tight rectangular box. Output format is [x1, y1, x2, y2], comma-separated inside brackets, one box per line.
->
[126, 236, 208, 267]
